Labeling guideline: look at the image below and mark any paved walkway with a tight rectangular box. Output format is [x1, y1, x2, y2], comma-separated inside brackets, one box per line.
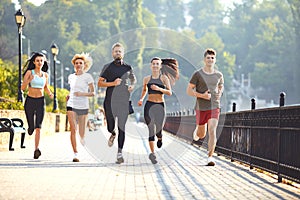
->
[0, 119, 299, 200]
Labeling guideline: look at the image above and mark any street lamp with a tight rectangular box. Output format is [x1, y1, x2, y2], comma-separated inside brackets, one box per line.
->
[51, 43, 59, 112]
[15, 9, 26, 102]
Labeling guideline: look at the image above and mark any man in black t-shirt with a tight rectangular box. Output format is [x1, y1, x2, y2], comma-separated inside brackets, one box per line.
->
[98, 42, 136, 164]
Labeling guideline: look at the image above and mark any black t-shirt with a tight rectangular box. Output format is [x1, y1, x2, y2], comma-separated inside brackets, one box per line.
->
[100, 61, 135, 103]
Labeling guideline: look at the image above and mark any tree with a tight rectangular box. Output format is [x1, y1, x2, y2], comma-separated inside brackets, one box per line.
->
[0, 0, 19, 60]
[286, 0, 300, 102]
[188, 0, 224, 37]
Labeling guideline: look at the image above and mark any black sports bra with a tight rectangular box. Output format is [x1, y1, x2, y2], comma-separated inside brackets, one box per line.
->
[147, 75, 165, 94]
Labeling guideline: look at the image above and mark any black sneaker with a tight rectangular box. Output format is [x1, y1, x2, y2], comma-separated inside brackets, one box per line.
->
[33, 149, 41, 159]
[149, 153, 157, 164]
[73, 158, 80, 162]
[116, 153, 124, 164]
[157, 139, 162, 148]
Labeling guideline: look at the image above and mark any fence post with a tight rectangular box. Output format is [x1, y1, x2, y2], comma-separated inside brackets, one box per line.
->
[279, 92, 286, 107]
[250, 98, 256, 169]
[231, 102, 236, 162]
[55, 114, 60, 132]
[251, 98, 256, 110]
[277, 92, 285, 182]
[232, 102, 236, 112]
[230, 104, 235, 162]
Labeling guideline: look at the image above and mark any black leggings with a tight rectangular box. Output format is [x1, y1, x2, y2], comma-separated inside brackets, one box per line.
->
[104, 100, 129, 150]
[144, 101, 165, 141]
[24, 96, 45, 132]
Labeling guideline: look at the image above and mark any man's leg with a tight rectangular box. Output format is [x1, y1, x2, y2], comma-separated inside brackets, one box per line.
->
[207, 118, 218, 157]
[104, 102, 117, 147]
[117, 110, 128, 151]
[196, 124, 207, 139]
[115, 108, 128, 164]
[193, 110, 207, 141]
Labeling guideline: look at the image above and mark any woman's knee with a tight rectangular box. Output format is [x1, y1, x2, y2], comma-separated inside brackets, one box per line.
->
[148, 136, 155, 141]
[156, 132, 162, 139]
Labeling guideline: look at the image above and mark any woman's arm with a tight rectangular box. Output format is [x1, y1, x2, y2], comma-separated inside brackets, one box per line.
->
[150, 75, 172, 96]
[87, 82, 95, 97]
[74, 82, 95, 97]
[44, 73, 54, 98]
[137, 76, 149, 106]
[21, 71, 33, 91]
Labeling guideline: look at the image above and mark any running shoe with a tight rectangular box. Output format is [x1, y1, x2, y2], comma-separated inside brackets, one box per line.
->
[149, 153, 157, 164]
[80, 137, 85, 146]
[193, 126, 200, 141]
[33, 149, 41, 159]
[116, 152, 124, 164]
[108, 134, 116, 147]
[157, 139, 162, 148]
[207, 156, 216, 166]
[73, 153, 79, 162]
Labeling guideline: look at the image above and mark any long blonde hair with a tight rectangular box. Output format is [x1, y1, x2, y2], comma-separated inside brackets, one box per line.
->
[71, 52, 93, 72]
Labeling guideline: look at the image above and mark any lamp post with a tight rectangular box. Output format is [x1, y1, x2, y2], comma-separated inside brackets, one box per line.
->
[15, 9, 26, 102]
[51, 43, 59, 112]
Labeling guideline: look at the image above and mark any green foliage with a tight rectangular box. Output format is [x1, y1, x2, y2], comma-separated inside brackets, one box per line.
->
[0, 0, 299, 108]
[188, 0, 224, 37]
[0, 59, 18, 99]
[0, 100, 23, 110]
[45, 86, 69, 113]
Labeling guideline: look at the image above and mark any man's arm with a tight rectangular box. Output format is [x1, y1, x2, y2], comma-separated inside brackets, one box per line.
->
[216, 83, 224, 100]
[186, 83, 211, 100]
[127, 69, 136, 92]
[186, 83, 197, 97]
[98, 77, 121, 88]
[129, 69, 136, 85]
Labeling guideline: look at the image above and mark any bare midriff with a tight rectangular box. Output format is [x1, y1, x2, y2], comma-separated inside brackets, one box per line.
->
[148, 93, 164, 103]
[27, 87, 44, 98]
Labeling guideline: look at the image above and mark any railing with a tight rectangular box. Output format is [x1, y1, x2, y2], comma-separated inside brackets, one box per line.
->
[164, 93, 300, 184]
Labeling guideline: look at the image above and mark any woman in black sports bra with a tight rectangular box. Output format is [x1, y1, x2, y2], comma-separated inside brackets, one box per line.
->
[138, 57, 179, 164]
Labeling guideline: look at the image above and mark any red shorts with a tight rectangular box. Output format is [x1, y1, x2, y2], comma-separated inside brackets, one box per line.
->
[196, 108, 220, 125]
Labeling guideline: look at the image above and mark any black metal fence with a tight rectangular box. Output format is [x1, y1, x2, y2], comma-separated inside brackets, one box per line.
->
[164, 94, 300, 184]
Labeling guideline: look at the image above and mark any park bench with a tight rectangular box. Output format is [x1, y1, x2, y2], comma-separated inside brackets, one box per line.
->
[0, 118, 26, 151]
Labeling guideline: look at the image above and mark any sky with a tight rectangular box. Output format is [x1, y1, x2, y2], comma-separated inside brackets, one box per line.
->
[14, 0, 242, 9]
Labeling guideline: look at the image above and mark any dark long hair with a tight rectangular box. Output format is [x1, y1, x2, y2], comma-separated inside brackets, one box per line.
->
[23, 52, 49, 76]
[151, 57, 179, 85]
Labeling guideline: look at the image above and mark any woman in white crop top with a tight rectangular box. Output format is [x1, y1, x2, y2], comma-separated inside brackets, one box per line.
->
[66, 53, 95, 162]
[21, 52, 53, 159]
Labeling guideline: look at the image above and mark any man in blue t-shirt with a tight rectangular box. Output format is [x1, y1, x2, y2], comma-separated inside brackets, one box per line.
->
[98, 42, 136, 164]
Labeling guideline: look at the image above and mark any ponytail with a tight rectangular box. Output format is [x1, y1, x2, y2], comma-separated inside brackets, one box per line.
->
[161, 58, 179, 85]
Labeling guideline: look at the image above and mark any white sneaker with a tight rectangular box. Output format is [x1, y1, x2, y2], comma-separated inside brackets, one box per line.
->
[73, 153, 79, 162]
[80, 137, 85, 146]
[207, 156, 215, 166]
[193, 126, 200, 141]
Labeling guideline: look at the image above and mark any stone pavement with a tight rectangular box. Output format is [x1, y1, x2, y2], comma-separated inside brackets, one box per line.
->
[0, 119, 299, 200]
